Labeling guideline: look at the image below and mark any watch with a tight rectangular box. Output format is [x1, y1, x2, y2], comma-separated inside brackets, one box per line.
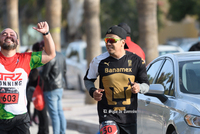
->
[43, 31, 49, 36]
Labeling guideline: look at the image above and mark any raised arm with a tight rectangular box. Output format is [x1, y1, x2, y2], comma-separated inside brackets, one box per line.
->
[33, 21, 56, 64]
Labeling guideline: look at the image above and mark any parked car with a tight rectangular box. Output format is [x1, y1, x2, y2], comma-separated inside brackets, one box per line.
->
[138, 52, 200, 134]
[65, 40, 107, 90]
[166, 38, 198, 52]
[179, 40, 198, 51]
[158, 45, 184, 56]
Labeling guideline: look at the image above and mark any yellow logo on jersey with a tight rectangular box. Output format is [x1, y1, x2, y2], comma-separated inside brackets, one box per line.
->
[104, 62, 110, 66]
[102, 74, 135, 109]
[128, 60, 132, 67]
[105, 68, 132, 73]
[141, 58, 145, 64]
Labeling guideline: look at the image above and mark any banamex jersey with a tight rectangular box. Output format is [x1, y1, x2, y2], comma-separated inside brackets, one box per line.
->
[85, 51, 149, 124]
[0, 51, 43, 119]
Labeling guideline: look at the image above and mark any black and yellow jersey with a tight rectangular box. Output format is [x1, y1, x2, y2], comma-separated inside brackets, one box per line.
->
[84, 51, 149, 124]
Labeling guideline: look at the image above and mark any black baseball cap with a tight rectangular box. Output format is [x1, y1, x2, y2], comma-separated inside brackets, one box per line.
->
[118, 22, 131, 36]
[106, 25, 129, 49]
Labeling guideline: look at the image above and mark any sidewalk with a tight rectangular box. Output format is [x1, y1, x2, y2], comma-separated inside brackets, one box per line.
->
[63, 90, 99, 134]
[30, 89, 99, 134]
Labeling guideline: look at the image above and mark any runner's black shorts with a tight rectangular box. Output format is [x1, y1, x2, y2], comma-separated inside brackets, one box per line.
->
[118, 122, 137, 134]
[0, 112, 30, 134]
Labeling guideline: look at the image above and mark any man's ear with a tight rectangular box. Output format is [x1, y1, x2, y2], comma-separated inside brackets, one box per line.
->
[121, 39, 126, 47]
[17, 39, 19, 45]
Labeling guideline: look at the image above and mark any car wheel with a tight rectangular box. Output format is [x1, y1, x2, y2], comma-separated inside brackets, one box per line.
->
[171, 130, 177, 134]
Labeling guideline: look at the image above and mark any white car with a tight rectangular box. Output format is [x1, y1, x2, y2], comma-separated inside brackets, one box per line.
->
[65, 40, 106, 91]
[158, 45, 184, 56]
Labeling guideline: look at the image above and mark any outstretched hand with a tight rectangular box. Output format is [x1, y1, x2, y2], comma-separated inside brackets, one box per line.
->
[33, 21, 49, 34]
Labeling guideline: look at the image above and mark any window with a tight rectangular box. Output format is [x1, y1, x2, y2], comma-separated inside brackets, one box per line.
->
[155, 59, 173, 95]
[179, 60, 200, 94]
[147, 60, 163, 84]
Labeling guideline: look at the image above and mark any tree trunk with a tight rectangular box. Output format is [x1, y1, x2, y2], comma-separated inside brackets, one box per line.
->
[45, 0, 62, 52]
[84, 0, 101, 104]
[6, 0, 20, 52]
[136, 0, 158, 64]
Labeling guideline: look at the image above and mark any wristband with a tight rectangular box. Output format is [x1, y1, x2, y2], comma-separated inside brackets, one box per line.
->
[89, 87, 97, 98]
[42, 31, 49, 36]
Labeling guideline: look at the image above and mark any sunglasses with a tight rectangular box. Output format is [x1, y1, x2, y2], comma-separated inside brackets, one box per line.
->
[104, 37, 121, 43]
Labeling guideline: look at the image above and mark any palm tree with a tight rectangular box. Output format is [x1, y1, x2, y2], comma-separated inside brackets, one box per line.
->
[84, 0, 101, 104]
[136, 0, 159, 64]
[45, 0, 62, 51]
[6, 0, 20, 52]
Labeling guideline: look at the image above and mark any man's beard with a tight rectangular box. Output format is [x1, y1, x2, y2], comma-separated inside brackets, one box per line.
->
[0, 40, 18, 50]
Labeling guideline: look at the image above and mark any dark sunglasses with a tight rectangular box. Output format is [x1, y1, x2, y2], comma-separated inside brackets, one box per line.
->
[104, 37, 121, 43]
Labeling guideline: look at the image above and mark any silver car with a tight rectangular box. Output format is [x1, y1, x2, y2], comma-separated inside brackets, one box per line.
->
[138, 52, 200, 134]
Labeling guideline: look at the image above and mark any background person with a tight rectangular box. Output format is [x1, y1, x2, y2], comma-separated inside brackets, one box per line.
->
[40, 50, 67, 134]
[189, 32, 200, 51]
[118, 22, 145, 60]
[84, 25, 149, 134]
[25, 48, 39, 126]
[0, 21, 56, 134]
[29, 41, 49, 134]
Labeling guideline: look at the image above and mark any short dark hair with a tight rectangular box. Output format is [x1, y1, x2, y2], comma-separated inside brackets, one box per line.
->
[32, 41, 44, 52]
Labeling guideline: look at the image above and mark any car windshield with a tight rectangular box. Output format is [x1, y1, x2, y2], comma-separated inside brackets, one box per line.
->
[179, 60, 200, 94]
[83, 46, 107, 60]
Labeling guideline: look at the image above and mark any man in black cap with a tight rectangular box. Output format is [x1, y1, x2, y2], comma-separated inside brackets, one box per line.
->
[84, 25, 149, 134]
[118, 22, 145, 60]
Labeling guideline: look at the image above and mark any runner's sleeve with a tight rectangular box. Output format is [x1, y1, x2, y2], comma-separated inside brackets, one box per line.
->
[135, 57, 149, 93]
[136, 57, 149, 85]
[139, 83, 149, 94]
[84, 57, 100, 97]
[30, 51, 44, 70]
[84, 57, 99, 80]
[84, 79, 97, 97]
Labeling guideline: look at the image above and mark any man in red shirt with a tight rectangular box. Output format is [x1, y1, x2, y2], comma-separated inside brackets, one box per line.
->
[118, 23, 145, 60]
[0, 21, 56, 134]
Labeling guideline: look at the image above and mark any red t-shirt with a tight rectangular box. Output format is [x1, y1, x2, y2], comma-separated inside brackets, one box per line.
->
[125, 37, 145, 60]
[0, 51, 43, 119]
